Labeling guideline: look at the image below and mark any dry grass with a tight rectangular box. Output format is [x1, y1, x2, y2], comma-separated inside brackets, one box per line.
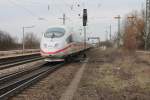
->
[74, 48, 150, 100]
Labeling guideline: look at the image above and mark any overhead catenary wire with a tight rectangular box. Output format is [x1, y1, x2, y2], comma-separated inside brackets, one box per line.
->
[6, 0, 109, 24]
[7, 0, 38, 17]
[15, 0, 43, 6]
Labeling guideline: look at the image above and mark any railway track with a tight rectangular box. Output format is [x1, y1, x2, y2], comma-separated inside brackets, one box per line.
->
[0, 62, 64, 100]
[0, 53, 43, 70]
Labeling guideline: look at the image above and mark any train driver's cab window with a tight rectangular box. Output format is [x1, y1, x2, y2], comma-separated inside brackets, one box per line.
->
[44, 28, 65, 38]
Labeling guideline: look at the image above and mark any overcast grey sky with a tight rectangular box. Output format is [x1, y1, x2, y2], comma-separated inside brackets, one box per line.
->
[0, 0, 145, 41]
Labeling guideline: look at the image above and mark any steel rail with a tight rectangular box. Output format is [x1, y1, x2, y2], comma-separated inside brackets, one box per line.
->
[0, 62, 47, 85]
[0, 54, 40, 66]
[0, 63, 64, 100]
[0, 57, 43, 70]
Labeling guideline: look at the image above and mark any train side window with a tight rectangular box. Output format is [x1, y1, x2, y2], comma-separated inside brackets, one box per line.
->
[66, 35, 73, 43]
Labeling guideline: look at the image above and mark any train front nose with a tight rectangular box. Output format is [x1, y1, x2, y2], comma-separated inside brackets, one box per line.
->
[41, 42, 57, 54]
[40, 27, 66, 60]
[40, 40, 65, 57]
[40, 43, 63, 62]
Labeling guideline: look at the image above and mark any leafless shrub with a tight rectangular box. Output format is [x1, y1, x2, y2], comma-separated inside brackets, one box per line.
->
[24, 32, 40, 49]
[122, 11, 145, 52]
[0, 30, 19, 50]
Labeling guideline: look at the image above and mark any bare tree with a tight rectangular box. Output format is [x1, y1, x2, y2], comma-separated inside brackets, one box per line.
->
[122, 11, 145, 51]
[24, 32, 40, 49]
[0, 30, 18, 50]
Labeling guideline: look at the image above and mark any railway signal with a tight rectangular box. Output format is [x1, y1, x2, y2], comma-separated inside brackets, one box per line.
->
[83, 9, 88, 49]
[83, 9, 87, 26]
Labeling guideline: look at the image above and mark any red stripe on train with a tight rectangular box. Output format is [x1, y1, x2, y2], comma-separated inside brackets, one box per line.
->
[40, 45, 71, 55]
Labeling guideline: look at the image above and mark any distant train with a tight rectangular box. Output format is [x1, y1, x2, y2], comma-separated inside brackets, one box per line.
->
[40, 25, 91, 62]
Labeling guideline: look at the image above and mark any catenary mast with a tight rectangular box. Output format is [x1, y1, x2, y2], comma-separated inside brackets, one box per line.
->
[145, 0, 150, 50]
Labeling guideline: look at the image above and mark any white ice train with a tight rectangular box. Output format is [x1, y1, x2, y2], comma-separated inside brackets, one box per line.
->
[40, 25, 91, 62]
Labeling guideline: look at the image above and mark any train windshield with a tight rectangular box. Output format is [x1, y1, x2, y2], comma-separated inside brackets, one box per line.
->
[44, 28, 65, 38]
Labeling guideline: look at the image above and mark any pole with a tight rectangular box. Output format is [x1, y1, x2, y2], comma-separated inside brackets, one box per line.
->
[99, 38, 101, 47]
[22, 25, 35, 54]
[22, 27, 25, 54]
[84, 26, 86, 49]
[63, 13, 65, 25]
[106, 30, 108, 41]
[110, 24, 112, 41]
[58, 13, 66, 25]
[114, 15, 121, 47]
[145, 0, 150, 50]
[118, 15, 121, 47]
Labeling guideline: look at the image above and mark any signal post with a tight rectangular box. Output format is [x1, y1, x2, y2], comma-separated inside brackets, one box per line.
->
[83, 9, 88, 49]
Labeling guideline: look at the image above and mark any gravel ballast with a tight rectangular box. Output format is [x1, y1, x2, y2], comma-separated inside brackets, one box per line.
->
[11, 63, 81, 100]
